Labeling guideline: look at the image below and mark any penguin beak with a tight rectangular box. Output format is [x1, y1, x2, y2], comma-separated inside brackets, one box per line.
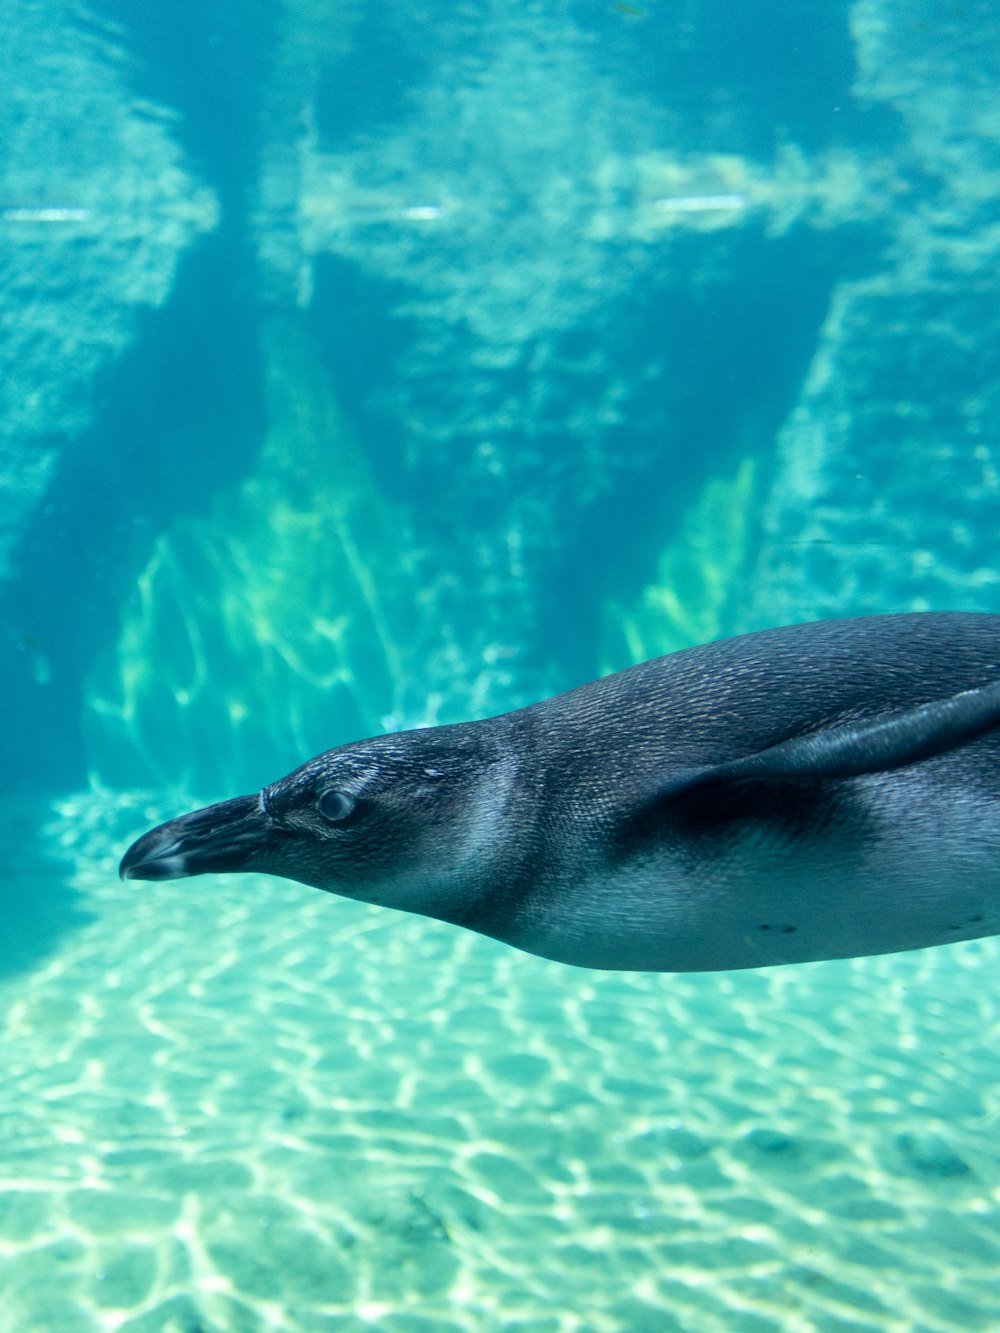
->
[119, 794, 270, 881]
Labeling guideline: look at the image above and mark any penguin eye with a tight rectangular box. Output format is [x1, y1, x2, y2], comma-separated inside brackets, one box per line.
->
[316, 789, 357, 823]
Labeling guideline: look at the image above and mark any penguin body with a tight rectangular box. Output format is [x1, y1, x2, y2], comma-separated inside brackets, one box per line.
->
[120, 613, 1000, 972]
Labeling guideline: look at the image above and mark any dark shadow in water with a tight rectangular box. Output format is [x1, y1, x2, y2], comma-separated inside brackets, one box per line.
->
[548, 222, 878, 685]
[0, 226, 266, 796]
[86, 0, 277, 203]
[306, 256, 423, 501]
[0, 797, 93, 982]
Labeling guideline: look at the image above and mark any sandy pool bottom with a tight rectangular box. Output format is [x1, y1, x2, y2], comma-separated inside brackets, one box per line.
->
[0, 789, 997, 1333]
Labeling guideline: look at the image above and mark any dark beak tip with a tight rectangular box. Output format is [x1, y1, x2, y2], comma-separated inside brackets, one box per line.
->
[118, 832, 161, 882]
[118, 842, 141, 882]
[117, 793, 264, 884]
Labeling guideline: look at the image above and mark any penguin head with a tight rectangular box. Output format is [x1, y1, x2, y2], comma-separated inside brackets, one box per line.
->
[119, 723, 521, 920]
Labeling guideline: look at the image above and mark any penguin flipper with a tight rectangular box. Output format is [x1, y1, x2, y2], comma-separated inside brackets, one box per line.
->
[648, 676, 1000, 809]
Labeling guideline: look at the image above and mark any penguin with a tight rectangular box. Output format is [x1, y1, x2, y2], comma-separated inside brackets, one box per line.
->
[119, 612, 1000, 972]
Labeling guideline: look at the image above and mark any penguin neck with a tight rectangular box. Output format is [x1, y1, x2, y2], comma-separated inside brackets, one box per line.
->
[402, 719, 536, 938]
[422, 714, 547, 944]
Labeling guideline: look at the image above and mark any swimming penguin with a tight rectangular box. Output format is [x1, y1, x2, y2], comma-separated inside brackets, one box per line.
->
[120, 612, 1000, 972]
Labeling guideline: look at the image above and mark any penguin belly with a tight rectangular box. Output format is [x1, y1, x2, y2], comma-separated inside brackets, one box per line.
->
[516, 771, 1000, 971]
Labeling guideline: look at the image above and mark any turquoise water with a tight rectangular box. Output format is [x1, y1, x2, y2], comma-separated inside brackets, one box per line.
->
[2, 0, 1000, 1329]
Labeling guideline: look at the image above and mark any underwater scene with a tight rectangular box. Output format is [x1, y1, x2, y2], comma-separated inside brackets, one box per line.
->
[2, 0, 1000, 1328]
